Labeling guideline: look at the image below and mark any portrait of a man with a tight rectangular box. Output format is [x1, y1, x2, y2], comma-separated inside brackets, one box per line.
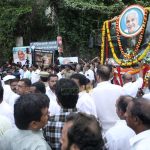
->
[119, 5, 145, 37]
[14, 50, 26, 65]
[13, 47, 32, 66]
[124, 10, 140, 33]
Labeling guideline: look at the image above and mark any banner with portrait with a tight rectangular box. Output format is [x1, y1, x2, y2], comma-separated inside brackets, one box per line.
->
[13, 46, 32, 66]
[33, 49, 53, 67]
[104, 5, 150, 66]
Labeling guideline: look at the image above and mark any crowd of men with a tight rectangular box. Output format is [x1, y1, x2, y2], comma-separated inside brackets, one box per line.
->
[0, 60, 150, 150]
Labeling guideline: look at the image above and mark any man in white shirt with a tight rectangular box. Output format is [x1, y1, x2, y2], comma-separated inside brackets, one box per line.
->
[70, 73, 97, 117]
[46, 74, 60, 116]
[16, 78, 31, 95]
[0, 93, 51, 150]
[122, 68, 143, 97]
[0, 82, 15, 127]
[84, 63, 95, 83]
[22, 65, 31, 79]
[91, 65, 125, 133]
[125, 97, 150, 149]
[105, 95, 135, 150]
[31, 64, 40, 84]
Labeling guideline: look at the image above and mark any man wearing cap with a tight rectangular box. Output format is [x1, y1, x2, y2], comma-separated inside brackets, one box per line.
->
[2, 74, 16, 104]
[39, 71, 50, 87]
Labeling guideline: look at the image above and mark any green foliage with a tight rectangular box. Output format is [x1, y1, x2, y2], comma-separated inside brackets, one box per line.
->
[0, 4, 32, 62]
[0, 0, 50, 63]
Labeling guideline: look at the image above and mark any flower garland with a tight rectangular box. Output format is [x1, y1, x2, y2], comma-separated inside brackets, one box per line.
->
[116, 9, 148, 59]
[100, 21, 107, 64]
[106, 20, 150, 66]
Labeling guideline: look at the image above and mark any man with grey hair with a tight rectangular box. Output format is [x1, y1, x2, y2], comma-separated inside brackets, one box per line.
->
[125, 10, 140, 33]
[125, 98, 150, 149]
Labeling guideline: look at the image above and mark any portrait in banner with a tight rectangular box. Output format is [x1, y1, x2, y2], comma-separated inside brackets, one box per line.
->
[34, 50, 53, 67]
[13, 46, 32, 66]
[119, 5, 145, 37]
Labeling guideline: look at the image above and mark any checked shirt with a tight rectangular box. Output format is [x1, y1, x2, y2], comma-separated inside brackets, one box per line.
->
[43, 108, 77, 150]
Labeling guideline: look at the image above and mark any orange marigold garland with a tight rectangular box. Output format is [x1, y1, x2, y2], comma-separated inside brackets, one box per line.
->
[100, 21, 106, 64]
[106, 19, 150, 66]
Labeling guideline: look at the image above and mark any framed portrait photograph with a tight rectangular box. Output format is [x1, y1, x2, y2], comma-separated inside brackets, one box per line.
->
[13, 46, 32, 66]
[119, 5, 145, 37]
[34, 49, 53, 67]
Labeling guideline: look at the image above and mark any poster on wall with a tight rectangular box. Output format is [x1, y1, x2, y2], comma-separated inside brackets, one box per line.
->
[34, 49, 53, 67]
[13, 46, 32, 66]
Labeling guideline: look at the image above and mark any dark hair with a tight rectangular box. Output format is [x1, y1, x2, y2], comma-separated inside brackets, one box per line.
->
[70, 73, 88, 86]
[0, 83, 4, 102]
[40, 76, 48, 82]
[48, 74, 58, 81]
[55, 78, 79, 108]
[14, 93, 49, 129]
[96, 65, 111, 81]
[32, 81, 46, 94]
[130, 98, 150, 127]
[117, 95, 134, 113]
[66, 112, 104, 150]
[10, 78, 19, 85]
[33, 64, 38, 69]
[20, 78, 31, 87]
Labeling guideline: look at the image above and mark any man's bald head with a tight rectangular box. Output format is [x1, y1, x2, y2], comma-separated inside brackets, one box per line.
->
[96, 65, 111, 81]
[122, 73, 132, 84]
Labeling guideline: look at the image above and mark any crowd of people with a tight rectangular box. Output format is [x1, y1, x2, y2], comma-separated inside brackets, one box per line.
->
[0, 59, 150, 150]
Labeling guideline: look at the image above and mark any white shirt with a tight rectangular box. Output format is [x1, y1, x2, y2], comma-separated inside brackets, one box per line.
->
[23, 70, 31, 79]
[143, 92, 150, 100]
[105, 120, 135, 150]
[0, 101, 15, 127]
[85, 69, 95, 81]
[31, 69, 40, 84]
[130, 130, 150, 150]
[123, 77, 143, 97]
[91, 81, 125, 133]
[46, 86, 60, 116]
[3, 84, 12, 104]
[0, 115, 12, 136]
[19, 68, 24, 79]
[7, 91, 20, 108]
[77, 91, 97, 117]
